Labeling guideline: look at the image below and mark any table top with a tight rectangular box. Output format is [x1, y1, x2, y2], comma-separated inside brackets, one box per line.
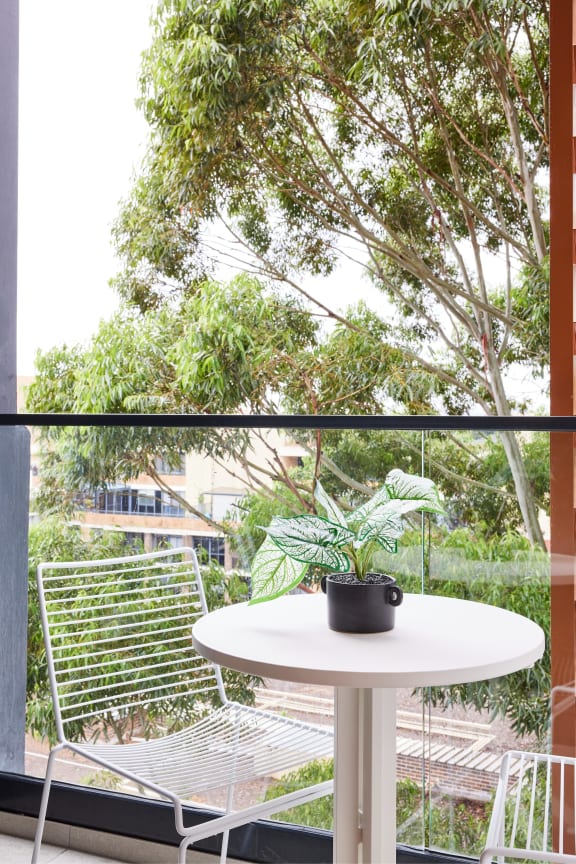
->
[192, 593, 545, 688]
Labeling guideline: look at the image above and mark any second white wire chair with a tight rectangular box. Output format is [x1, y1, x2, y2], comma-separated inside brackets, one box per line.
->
[31, 547, 333, 864]
[480, 687, 576, 863]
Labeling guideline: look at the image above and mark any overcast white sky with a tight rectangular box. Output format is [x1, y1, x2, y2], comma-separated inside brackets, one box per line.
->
[16, 0, 384, 378]
[17, 1, 154, 374]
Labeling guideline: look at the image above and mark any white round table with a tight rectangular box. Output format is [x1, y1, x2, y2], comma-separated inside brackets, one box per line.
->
[192, 593, 545, 863]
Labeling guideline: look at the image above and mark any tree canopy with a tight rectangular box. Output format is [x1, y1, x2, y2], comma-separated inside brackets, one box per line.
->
[26, 274, 441, 520]
[121, 0, 548, 378]
[104, 0, 549, 543]
[27, 273, 549, 548]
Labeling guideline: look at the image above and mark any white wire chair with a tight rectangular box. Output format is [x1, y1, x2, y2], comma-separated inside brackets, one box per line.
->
[31, 547, 333, 864]
[480, 687, 576, 864]
[480, 749, 576, 863]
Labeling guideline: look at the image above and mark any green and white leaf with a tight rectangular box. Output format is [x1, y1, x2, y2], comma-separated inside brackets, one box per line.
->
[356, 504, 405, 544]
[376, 536, 398, 554]
[385, 469, 445, 514]
[249, 536, 309, 605]
[264, 515, 354, 570]
[314, 480, 347, 526]
[348, 484, 392, 527]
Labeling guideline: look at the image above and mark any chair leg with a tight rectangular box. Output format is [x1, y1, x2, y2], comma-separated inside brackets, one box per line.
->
[219, 773, 237, 864]
[31, 746, 62, 864]
[178, 807, 231, 863]
[220, 829, 230, 864]
[178, 836, 191, 864]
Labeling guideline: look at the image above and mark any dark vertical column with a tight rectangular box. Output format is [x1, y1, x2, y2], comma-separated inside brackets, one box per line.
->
[0, 427, 30, 772]
[0, 0, 30, 774]
[0, 0, 18, 412]
[550, 0, 576, 852]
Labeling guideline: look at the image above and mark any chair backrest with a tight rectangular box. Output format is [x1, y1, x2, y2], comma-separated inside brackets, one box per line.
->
[37, 547, 227, 742]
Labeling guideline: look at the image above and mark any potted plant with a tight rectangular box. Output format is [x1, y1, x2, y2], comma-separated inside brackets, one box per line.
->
[249, 469, 445, 633]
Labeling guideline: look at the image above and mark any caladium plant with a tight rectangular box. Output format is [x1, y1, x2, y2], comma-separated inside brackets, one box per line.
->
[249, 469, 445, 604]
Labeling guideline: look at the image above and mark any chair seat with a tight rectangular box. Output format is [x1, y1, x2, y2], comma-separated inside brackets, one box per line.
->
[67, 701, 334, 800]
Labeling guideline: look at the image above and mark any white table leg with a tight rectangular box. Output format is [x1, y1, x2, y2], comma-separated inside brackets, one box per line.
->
[334, 687, 397, 864]
[334, 688, 361, 862]
[362, 688, 397, 863]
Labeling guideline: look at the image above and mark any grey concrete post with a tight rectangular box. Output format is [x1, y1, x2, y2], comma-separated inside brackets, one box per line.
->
[0, 428, 30, 772]
[0, 0, 30, 775]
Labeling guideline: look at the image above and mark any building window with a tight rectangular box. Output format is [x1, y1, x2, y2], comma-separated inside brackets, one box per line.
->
[136, 492, 156, 514]
[154, 454, 185, 475]
[193, 535, 225, 566]
[87, 488, 186, 517]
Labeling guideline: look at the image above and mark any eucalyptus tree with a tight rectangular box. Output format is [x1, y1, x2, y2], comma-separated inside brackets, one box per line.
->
[27, 274, 442, 523]
[27, 275, 316, 524]
[109, 0, 548, 546]
[27, 273, 548, 557]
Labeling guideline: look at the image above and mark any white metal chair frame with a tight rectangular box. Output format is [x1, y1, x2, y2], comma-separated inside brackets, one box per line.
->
[31, 548, 333, 864]
[481, 686, 576, 864]
[480, 749, 576, 863]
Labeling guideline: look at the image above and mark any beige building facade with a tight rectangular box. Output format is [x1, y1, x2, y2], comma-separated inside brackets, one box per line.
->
[18, 379, 304, 570]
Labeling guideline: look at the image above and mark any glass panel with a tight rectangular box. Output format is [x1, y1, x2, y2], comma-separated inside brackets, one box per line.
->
[23, 422, 555, 860]
[421, 429, 550, 857]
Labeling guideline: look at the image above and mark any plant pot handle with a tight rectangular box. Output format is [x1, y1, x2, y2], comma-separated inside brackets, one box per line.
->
[320, 575, 328, 594]
[387, 585, 403, 607]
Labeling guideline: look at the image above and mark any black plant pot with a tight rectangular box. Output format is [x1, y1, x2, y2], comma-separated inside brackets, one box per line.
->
[321, 572, 403, 633]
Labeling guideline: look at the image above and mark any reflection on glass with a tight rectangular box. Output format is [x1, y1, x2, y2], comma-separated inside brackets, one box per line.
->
[421, 429, 550, 857]
[25, 424, 552, 859]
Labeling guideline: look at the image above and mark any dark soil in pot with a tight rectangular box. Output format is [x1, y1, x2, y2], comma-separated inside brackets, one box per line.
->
[321, 572, 403, 633]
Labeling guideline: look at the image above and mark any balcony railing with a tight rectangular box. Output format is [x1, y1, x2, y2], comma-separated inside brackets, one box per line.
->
[1, 412, 573, 864]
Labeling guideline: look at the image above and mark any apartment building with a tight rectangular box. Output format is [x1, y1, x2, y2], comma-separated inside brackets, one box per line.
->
[76, 436, 304, 567]
[75, 452, 237, 567]
[18, 377, 304, 570]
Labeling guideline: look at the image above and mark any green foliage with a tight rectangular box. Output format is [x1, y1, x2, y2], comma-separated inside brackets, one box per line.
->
[123, 0, 548, 389]
[267, 756, 562, 859]
[28, 274, 318, 418]
[263, 738, 554, 858]
[26, 520, 258, 745]
[264, 758, 488, 857]
[496, 256, 550, 380]
[399, 788, 490, 857]
[26, 519, 136, 743]
[264, 758, 334, 829]
[425, 432, 550, 537]
[392, 529, 551, 741]
[104, 0, 550, 545]
[85, 770, 124, 791]
[230, 429, 548, 578]
[111, 171, 207, 311]
[201, 559, 250, 609]
[260, 757, 431, 833]
[172, 277, 318, 412]
[499, 761, 551, 854]
[308, 428, 550, 537]
[199, 560, 260, 704]
[282, 303, 440, 417]
[26, 274, 321, 521]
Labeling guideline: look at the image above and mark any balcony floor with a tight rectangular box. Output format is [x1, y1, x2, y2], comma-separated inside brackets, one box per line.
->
[0, 833, 128, 863]
[0, 816, 233, 864]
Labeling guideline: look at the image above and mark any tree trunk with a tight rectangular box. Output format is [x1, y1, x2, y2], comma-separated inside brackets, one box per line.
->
[486, 333, 546, 550]
[499, 429, 546, 550]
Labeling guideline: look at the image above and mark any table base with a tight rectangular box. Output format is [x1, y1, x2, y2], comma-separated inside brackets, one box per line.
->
[334, 687, 397, 864]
